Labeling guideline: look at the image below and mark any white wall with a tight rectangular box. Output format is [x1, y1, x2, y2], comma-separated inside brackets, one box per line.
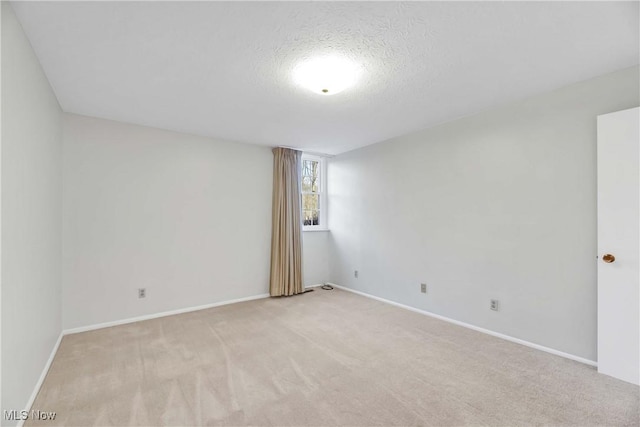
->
[63, 114, 279, 329]
[328, 66, 640, 362]
[1, 2, 63, 422]
[303, 231, 330, 287]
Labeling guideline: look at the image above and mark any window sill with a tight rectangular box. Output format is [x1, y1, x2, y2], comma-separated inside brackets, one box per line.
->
[303, 228, 330, 232]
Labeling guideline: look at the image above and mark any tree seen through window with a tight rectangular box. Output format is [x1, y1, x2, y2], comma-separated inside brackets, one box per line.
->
[302, 159, 320, 226]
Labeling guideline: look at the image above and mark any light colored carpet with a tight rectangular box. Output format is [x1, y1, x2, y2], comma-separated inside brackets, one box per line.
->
[28, 288, 638, 426]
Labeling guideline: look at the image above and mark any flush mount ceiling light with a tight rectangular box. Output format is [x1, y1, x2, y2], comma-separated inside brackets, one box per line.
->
[292, 56, 361, 96]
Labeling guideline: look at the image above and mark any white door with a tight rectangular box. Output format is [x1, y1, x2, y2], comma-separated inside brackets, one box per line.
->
[597, 107, 640, 385]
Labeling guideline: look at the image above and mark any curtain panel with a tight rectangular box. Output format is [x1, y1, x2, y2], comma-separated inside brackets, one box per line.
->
[269, 147, 304, 296]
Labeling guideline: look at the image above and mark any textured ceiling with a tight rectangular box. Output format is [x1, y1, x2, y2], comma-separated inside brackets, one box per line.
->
[11, 1, 639, 155]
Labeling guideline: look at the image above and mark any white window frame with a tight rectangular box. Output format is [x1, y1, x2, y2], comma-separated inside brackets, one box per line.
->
[301, 154, 328, 231]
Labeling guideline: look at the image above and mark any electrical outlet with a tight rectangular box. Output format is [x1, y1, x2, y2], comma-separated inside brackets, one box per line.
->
[421, 283, 427, 293]
[138, 288, 146, 299]
[490, 299, 499, 311]
[354, 270, 358, 279]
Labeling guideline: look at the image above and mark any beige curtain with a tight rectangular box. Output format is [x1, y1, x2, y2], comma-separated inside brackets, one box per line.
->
[270, 147, 304, 296]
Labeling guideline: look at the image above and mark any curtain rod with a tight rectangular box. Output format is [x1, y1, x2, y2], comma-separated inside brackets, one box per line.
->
[276, 146, 334, 158]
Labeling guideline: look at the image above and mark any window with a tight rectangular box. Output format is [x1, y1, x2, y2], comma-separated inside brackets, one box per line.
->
[301, 154, 327, 230]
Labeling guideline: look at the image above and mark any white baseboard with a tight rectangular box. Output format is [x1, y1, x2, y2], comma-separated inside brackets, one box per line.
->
[63, 293, 271, 335]
[305, 283, 324, 289]
[328, 283, 597, 367]
[17, 332, 64, 427]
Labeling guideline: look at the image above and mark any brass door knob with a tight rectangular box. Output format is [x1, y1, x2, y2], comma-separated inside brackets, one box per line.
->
[602, 254, 616, 263]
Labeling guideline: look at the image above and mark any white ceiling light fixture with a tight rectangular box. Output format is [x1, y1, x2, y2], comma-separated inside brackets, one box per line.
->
[293, 55, 361, 96]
